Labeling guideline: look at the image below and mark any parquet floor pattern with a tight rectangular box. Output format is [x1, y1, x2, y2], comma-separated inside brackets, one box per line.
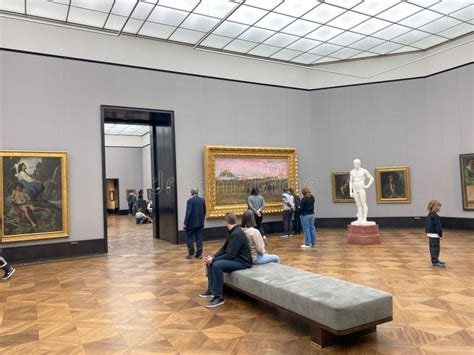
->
[0, 215, 472, 354]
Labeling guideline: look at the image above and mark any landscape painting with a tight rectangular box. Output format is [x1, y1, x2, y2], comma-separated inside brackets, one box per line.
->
[0, 151, 69, 242]
[215, 157, 288, 206]
[204, 146, 298, 218]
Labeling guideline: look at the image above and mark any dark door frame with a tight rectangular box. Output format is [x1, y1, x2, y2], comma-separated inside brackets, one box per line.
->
[100, 105, 178, 253]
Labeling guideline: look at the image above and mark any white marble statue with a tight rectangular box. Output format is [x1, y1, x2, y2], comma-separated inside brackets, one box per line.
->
[349, 159, 375, 226]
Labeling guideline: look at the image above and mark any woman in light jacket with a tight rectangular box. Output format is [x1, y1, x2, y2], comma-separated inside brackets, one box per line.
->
[241, 210, 280, 265]
[248, 187, 266, 238]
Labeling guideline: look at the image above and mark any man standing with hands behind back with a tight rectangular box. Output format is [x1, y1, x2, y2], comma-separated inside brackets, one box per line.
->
[184, 189, 206, 259]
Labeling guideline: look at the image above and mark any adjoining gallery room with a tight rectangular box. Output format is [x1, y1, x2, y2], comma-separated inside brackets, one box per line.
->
[0, 0, 473, 354]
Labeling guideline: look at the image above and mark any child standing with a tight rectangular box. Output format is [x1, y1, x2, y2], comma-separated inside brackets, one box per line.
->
[425, 200, 445, 268]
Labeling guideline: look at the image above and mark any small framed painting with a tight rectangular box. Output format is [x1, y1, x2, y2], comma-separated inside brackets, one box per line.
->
[332, 172, 354, 203]
[460, 154, 474, 210]
[0, 151, 69, 242]
[375, 166, 411, 204]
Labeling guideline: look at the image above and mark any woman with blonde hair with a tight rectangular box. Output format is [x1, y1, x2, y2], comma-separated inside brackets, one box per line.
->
[425, 200, 445, 268]
[300, 187, 316, 248]
[241, 210, 280, 265]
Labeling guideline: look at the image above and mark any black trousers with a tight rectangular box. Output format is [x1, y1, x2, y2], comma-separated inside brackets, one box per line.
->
[282, 210, 293, 236]
[429, 237, 440, 263]
[254, 214, 265, 237]
[293, 210, 301, 234]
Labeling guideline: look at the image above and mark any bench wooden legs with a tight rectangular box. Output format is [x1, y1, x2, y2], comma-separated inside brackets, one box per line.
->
[311, 324, 377, 348]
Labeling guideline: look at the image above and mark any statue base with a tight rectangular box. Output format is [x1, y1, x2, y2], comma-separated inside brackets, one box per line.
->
[346, 224, 381, 245]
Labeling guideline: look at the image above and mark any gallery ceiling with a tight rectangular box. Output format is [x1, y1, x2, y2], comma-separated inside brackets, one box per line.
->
[1, 1, 472, 66]
[104, 123, 150, 136]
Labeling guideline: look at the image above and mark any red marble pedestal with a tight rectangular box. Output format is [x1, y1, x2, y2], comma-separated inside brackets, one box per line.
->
[346, 224, 381, 245]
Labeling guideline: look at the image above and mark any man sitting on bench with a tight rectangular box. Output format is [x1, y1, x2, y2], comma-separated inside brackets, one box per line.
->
[200, 212, 252, 308]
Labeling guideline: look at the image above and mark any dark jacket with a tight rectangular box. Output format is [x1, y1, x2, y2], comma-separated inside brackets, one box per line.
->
[184, 195, 206, 229]
[293, 195, 301, 210]
[213, 225, 253, 268]
[300, 194, 315, 216]
[425, 212, 443, 237]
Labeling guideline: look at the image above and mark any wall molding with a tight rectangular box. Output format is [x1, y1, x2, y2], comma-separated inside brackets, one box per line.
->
[2, 239, 106, 263]
[0, 48, 472, 92]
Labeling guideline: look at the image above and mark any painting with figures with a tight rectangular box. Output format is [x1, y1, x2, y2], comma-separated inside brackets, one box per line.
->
[460, 153, 474, 210]
[332, 172, 354, 203]
[0, 151, 69, 242]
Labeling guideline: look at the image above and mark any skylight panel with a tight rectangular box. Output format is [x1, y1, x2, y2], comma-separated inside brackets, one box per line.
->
[244, 0, 282, 10]
[324, 0, 363, 10]
[169, 28, 204, 44]
[201, 34, 234, 49]
[275, 0, 320, 17]
[330, 47, 362, 59]
[309, 42, 342, 56]
[270, 48, 302, 61]
[370, 41, 404, 54]
[213, 21, 249, 37]
[255, 12, 295, 31]
[329, 31, 365, 46]
[27, 0, 69, 21]
[349, 37, 385, 51]
[194, 0, 237, 18]
[148, 6, 188, 27]
[159, 0, 199, 12]
[392, 30, 430, 45]
[68, 6, 108, 27]
[437, 23, 474, 39]
[139, 22, 175, 39]
[410, 34, 446, 49]
[264, 33, 299, 47]
[239, 27, 275, 42]
[291, 53, 322, 64]
[287, 38, 322, 51]
[420, 16, 462, 34]
[352, 1, 401, 16]
[227, 5, 268, 25]
[225, 39, 259, 53]
[282, 19, 320, 36]
[71, 0, 114, 13]
[306, 26, 344, 41]
[373, 24, 411, 40]
[0, 0, 24, 13]
[327, 11, 369, 30]
[351, 18, 391, 35]
[429, 1, 471, 15]
[303, 3, 345, 24]
[180, 14, 220, 32]
[377, 2, 422, 22]
[400, 9, 443, 28]
[449, 5, 473, 22]
[248, 44, 281, 57]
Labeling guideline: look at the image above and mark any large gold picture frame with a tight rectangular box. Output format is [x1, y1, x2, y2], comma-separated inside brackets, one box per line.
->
[0, 151, 69, 242]
[460, 153, 474, 210]
[204, 146, 298, 218]
[375, 166, 411, 204]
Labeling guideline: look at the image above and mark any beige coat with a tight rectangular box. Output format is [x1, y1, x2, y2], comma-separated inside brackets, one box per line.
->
[243, 227, 266, 262]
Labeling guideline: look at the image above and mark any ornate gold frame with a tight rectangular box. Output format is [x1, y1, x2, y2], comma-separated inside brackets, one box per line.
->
[204, 145, 298, 218]
[375, 166, 411, 204]
[331, 172, 354, 203]
[460, 153, 474, 210]
[0, 151, 69, 242]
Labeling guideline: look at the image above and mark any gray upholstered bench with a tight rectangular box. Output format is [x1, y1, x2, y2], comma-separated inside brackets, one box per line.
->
[224, 263, 392, 348]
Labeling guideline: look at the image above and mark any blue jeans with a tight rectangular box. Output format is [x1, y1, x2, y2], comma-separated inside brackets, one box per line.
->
[300, 214, 316, 246]
[207, 260, 246, 297]
[186, 227, 203, 256]
[255, 253, 280, 265]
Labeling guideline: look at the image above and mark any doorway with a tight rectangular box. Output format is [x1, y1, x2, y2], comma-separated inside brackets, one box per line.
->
[106, 178, 120, 214]
[101, 106, 178, 252]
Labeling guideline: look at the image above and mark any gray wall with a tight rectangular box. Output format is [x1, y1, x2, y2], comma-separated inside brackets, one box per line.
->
[105, 147, 143, 211]
[0, 51, 472, 247]
[142, 144, 152, 196]
[309, 65, 474, 218]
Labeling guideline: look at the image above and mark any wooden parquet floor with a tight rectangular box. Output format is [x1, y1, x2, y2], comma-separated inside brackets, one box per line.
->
[0, 215, 473, 354]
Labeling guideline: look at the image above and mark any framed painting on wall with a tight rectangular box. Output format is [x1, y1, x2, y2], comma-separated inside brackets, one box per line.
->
[332, 172, 354, 203]
[0, 151, 69, 242]
[204, 146, 298, 218]
[460, 153, 474, 210]
[375, 166, 411, 204]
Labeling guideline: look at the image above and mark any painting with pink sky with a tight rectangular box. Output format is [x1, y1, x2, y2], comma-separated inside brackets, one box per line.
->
[215, 157, 288, 205]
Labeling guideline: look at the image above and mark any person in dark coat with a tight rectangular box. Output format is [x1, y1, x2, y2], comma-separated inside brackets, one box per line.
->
[200, 213, 252, 308]
[184, 189, 206, 259]
[289, 188, 301, 234]
[425, 200, 445, 268]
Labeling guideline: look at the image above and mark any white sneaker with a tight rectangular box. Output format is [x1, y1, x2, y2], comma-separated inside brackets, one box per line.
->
[300, 245, 310, 248]
[289, 234, 293, 238]
[280, 235, 289, 238]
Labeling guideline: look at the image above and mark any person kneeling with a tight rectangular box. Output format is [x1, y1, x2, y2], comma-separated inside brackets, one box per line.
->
[200, 212, 252, 308]
[135, 208, 150, 224]
[241, 210, 280, 265]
